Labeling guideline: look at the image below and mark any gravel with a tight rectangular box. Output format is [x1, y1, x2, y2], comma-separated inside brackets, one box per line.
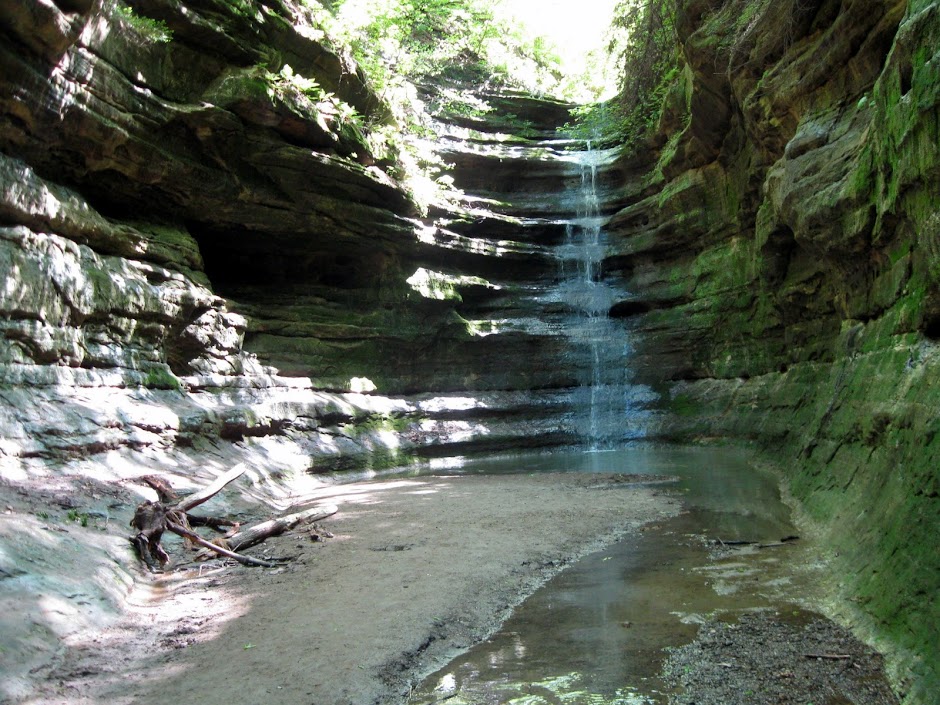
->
[663, 610, 899, 705]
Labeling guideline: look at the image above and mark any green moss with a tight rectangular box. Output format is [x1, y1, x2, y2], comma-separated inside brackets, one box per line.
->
[669, 394, 700, 417]
[142, 366, 182, 391]
[344, 412, 411, 437]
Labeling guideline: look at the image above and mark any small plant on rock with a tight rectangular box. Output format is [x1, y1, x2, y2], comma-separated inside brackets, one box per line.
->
[143, 367, 182, 392]
[116, 3, 173, 43]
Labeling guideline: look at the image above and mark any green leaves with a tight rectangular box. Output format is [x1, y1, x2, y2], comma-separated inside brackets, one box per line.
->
[565, 0, 682, 149]
[267, 64, 365, 135]
[116, 3, 173, 43]
[331, 0, 563, 94]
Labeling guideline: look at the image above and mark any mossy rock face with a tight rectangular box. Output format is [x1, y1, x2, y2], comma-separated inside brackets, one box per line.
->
[654, 337, 940, 703]
[142, 365, 183, 391]
[612, 0, 940, 699]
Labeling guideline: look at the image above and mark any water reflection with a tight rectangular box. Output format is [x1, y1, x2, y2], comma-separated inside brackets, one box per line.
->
[425, 669, 655, 704]
[408, 445, 811, 705]
[419, 446, 792, 535]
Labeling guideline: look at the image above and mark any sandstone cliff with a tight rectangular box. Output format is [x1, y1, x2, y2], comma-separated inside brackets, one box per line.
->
[1, 0, 938, 701]
[608, 0, 939, 699]
[0, 0, 597, 695]
[0, 0, 596, 472]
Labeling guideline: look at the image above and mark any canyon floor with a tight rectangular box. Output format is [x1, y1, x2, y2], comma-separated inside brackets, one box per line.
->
[20, 472, 679, 705]
[9, 469, 900, 705]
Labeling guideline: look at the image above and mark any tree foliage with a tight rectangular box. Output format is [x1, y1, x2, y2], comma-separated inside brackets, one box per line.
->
[325, 0, 562, 94]
[297, 0, 566, 211]
[615, 0, 680, 132]
[567, 0, 681, 147]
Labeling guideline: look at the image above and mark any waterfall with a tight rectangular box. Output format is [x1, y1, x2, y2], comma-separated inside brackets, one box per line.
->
[557, 142, 653, 450]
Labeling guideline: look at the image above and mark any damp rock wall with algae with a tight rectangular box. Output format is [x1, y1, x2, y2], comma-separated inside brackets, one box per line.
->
[0, 0, 599, 479]
[603, 0, 939, 699]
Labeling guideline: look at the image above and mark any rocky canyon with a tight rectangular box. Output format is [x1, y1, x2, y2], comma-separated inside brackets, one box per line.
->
[0, 0, 937, 703]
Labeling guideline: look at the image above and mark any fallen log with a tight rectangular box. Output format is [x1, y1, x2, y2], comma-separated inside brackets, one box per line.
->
[139, 475, 180, 503]
[130, 500, 172, 568]
[176, 465, 246, 512]
[715, 535, 801, 549]
[128, 466, 334, 570]
[166, 519, 278, 569]
[714, 539, 757, 546]
[225, 504, 338, 552]
[134, 472, 239, 531]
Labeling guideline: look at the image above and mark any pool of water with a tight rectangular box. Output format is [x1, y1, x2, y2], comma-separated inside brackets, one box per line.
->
[404, 444, 817, 705]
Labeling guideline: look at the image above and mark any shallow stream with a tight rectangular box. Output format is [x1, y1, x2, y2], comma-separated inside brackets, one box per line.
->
[404, 444, 820, 705]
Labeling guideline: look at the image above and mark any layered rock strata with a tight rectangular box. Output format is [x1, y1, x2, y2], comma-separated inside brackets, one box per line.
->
[0, 0, 604, 476]
[606, 0, 939, 700]
[0, 1, 619, 696]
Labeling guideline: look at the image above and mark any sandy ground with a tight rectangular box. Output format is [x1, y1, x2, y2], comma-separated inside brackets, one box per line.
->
[26, 472, 680, 705]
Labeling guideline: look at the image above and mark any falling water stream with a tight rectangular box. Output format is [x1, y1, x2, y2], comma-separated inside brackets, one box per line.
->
[404, 145, 819, 704]
[558, 142, 621, 449]
[555, 142, 653, 449]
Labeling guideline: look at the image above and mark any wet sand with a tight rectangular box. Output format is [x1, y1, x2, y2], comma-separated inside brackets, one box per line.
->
[32, 473, 680, 705]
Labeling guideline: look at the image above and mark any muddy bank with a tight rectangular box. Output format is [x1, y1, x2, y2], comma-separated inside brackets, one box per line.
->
[27, 472, 680, 705]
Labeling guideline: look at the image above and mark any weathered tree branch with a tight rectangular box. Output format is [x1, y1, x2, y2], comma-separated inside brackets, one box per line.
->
[128, 465, 332, 571]
[225, 504, 338, 552]
[176, 465, 247, 512]
[166, 519, 278, 569]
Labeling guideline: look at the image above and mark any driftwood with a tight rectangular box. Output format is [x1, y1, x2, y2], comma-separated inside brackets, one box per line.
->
[129, 466, 335, 570]
[224, 505, 338, 552]
[137, 474, 238, 531]
[759, 535, 801, 549]
[166, 518, 278, 569]
[139, 475, 180, 503]
[715, 536, 801, 549]
[176, 466, 246, 512]
[714, 539, 757, 546]
[804, 653, 853, 660]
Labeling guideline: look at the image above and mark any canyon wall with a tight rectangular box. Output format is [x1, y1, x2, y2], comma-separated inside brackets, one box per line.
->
[0, 1, 608, 695]
[607, 0, 938, 699]
[1, 0, 938, 701]
[0, 0, 599, 479]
